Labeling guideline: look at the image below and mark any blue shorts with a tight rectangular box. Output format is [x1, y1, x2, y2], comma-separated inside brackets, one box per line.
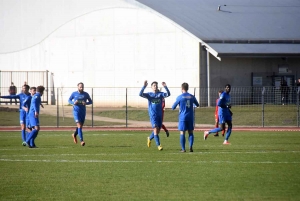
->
[73, 111, 85, 124]
[19, 110, 27, 125]
[178, 121, 194, 131]
[218, 114, 232, 124]
[28, 112, 40, 127]
[26, 113, 31, 128]
[150, 116, 162, 129]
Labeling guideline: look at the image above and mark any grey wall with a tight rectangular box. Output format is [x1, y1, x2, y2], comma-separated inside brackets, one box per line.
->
[205, 55, 300, 87]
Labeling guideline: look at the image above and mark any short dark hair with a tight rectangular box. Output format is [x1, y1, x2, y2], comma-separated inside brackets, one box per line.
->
[30, 87, 36, 91]
[23, 85, 30, 90]
[225, 84, 231, 88]
[37, 86, 45, 93]
[182, 82, 189, 91]
[78, 82, 84, 86]
[151, 81, 158, 86]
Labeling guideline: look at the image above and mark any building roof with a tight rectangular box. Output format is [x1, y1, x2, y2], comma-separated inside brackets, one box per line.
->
[206, 43, 300, 57]
[136, 0, 300, 57]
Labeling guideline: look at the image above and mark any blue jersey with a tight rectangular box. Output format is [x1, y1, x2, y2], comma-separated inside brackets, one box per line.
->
[1, 93, 31, 111]
[68, 91, 93, 115]
[139, 86, 170, 118]
[23, 95, 32, 127]
[217, 92, 231, 116]
[29, 93, 42, 115]
[23, 95, 32, 111]
[172, 92, 199, 121]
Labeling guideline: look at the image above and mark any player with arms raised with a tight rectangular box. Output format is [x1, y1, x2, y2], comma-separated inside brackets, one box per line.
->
[172, 82, 199, 152]
[139, 80, 170, 151]
[68, 82, 93, 146]
[1, 84, 31, 145]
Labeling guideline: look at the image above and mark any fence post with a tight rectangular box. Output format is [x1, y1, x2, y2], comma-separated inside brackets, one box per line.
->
[46, 70, 49, 105]
[57, 87, 59, 128]
[0, 70, 1, 96]
[262, 87, 265, 127]
[297, 87, 300, 127]
[194, 87, 196, 127]
[92, 88, 94, 127]
[126, 88, 128, 128]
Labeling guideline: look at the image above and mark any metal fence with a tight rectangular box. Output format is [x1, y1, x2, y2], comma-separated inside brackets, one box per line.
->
[0, 86, 299, 127]
[0, 70, 49, 104]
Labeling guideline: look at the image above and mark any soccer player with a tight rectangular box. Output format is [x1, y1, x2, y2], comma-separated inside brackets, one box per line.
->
[214, 90, 226, 137]
[139, 80, 170, 151]
[1, 84, 31, 145]
[172, 83, 199, 152]
[161, 97, 169, 137]
[23, 87, 42, 147]
[204, 84, 232, 145]
[25, 86, 45, 148]
[68, 82, 93, 146]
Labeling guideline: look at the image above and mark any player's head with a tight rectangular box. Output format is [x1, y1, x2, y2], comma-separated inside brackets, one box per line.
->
[77, 82, 84, 93]
[30, 87, 36, 95]
[22, 85, 30, 93]
[224, 84, 231, 93]
[218, 90, 223, 96]
[151, 81, 158, 92]
[37, 86, 45, 96]
[181, 82, 189, 92]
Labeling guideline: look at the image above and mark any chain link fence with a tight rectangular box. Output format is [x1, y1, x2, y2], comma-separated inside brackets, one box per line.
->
[0, 86, 299, 127]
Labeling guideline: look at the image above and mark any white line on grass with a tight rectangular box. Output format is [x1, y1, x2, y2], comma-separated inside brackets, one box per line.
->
[0, 158, 299, 164]
[1, 150, 300, 155]
[0, 133, 134, 137]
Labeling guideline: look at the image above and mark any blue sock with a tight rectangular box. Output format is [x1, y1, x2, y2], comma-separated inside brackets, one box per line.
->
[74, 128, 78, 137]
[30, 138, 34, 147]
[225, 127, 232, 141]
[78, 128, 83, 141]
[180, 134, 186, 150]
[149, 132, 154, 140]
[31, 131, 39, 146]
[154, 135, 160, 146]
[21, 130, 26, 142]
[209, 128, 222, 134]
[26, 129, 38, 145]
[188, 133, 194, 148]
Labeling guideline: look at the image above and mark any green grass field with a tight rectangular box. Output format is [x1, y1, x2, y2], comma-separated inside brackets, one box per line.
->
[96, 105, 299, 126]
[1, 104, 299, 127]
[0, 111, 125, 127]
[0, 131, 300, 201]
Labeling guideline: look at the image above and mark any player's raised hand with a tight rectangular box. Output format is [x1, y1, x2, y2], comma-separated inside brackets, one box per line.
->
[144, 80, 148, 87]
[162, 82, 166, 87]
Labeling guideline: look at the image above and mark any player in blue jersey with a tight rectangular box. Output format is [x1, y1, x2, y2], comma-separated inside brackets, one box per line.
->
[204, 84, 232, 145]
[172, 83, 199, 152]
[25, 86, 45, 148]
[68, 82, 93, 146]
[139, 80, 170, 151]
[1, 84, 31, 146]
[23, 87, 44, 147]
